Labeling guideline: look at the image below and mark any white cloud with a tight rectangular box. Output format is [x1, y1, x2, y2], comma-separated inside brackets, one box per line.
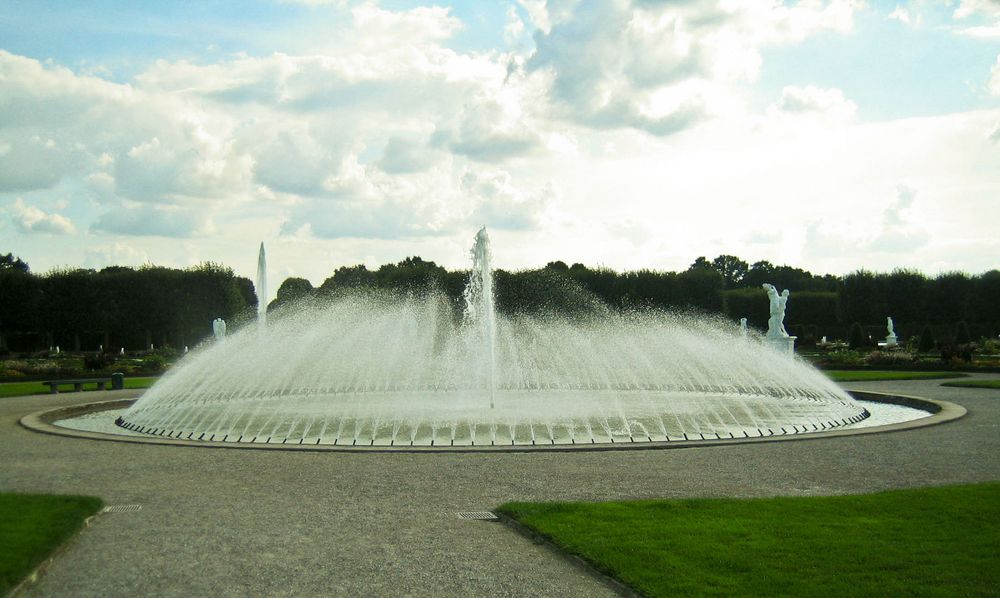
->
[888, 6, 911, 24]
[0, 135, 72, 191]
[83, 242, 150, 268]
[91, 205, 213, 237]
[504, 4, 526, 44]
[953, 0, 1000, 20]
[989, 54, 1000, 96]
[777, 85, 857, 121]
[517, 0, 551, 34]
[955, 23, 1000, 37]
[525, 0, 859, 135]
[463, 169, 552, 230]
[952, 0, 1000, 37]
[377, 136, 442, 174]
[8, 198, 75, 234]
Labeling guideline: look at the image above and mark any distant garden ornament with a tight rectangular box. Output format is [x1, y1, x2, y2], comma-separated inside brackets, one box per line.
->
[885, 317, 898, 347]
[213, 318, 227, 341]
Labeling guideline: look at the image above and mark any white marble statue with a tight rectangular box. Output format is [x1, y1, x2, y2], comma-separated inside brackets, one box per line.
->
[885, 316, 898, 347]
[213, 318, 227, 341]
[762, 283, 790, 338]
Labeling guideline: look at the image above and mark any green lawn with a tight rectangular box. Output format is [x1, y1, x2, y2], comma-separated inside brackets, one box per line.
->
[0, 377, 158, 398]
[0, 494, 103, 594]
[499, 483, 1000, 597]
[824, 370, 967, 382]
[941, 379, 1000, 389]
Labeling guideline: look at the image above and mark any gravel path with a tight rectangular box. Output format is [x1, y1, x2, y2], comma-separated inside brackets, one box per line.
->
[2, 376, 998, 597]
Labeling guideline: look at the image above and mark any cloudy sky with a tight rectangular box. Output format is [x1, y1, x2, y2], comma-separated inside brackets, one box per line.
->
[1, 0, 998, 286]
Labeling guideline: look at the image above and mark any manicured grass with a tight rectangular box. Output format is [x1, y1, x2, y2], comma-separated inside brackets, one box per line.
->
[0, 494, 103, 594]
[0, 377, 158, 398]
[499, 483, 1000, 597]
[824, 370, 967, 382]
[941, 379, 1000, 389]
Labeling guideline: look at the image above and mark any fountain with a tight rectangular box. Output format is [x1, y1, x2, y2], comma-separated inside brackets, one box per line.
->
[113, 230, 869, 448]
[464, 227, 497, 409]
[257, 242, 268, 329]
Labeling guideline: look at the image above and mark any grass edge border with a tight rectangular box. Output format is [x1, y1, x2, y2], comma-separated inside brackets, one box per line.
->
[4, 499, 103, 596]
[494, 512, 639, 597]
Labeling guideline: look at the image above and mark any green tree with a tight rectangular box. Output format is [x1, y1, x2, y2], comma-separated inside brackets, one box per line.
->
[955, 321, 971, 345]
[273, 277, 314, 307]
[711, 255, 749, 290]
[0, 253, 29, 273]
[918, 325, 936, 353]
[848, 322, 868, 349]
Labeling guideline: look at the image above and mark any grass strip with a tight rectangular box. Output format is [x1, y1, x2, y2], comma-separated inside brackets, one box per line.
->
[0, 377, 158, 398]
[940, 379, 1000, 389]
[498, 483, 1000, 597]
[0, 494, 104, 594]
[824, 370, 967, 382]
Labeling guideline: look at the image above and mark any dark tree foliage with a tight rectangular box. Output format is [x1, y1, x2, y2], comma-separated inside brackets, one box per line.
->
[926, 272, 973, 323]
[6, 246, 1000, 352]
[955, 321, 971, 345]
[971, 270, 1000, 325]
[0, 253, 29, 273]
[271, 277, 314, 309]
[494, 268, 602, 316]
[712, 254, 749, 290]
[918, 325, 936, 353]
[0, 262, 252, 352]
[848, 322, 869, 349]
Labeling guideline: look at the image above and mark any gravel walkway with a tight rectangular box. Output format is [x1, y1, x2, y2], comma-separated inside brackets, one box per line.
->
[2, 376, 998, 597]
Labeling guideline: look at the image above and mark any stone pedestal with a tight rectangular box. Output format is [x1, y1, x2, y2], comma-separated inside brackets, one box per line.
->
[764, 335, 797, 358]
[885, 334, 898, 347]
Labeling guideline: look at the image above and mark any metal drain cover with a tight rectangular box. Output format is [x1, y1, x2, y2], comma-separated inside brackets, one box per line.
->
[103, 504, 142, 513]
[457, 511, 498, 520]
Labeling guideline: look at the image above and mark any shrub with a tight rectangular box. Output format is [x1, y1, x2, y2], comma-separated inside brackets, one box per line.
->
[822, 349, 866, 366]
[83, 352, 116, 371]
[848, 322, 868, 349]
[918, 325, 936, 353]
[864, 351, 916, 366]
[940, 343, 974, 363]
[980, 338, 1000, 355]
[141, 354, 168, 372]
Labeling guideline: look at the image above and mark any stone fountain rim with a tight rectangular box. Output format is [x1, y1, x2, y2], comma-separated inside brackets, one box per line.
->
[19, 390, 965, 453]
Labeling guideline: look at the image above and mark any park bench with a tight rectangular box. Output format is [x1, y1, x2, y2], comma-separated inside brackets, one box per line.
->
[42, 378, 114, 394]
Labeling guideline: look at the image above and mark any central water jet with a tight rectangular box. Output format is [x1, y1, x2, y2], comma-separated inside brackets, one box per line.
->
[464, 227, 497, 409]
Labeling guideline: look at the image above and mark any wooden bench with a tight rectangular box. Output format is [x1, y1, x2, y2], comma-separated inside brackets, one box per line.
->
[43, 378, 112, 394]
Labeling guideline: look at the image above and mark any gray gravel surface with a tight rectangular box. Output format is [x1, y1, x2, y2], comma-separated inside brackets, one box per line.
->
[2, 376, 998, 597]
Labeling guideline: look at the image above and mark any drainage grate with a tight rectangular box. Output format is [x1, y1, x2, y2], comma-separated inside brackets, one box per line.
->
[457, 511, 498, 520]
[102, 504, 142, 513]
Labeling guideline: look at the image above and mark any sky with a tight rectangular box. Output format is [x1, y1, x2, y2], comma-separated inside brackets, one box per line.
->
[1, 0, 999, 288]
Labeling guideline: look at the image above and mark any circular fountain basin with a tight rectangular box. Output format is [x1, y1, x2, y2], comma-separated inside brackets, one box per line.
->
[115, 387, 867, 446]
[24, 390, 962, 452]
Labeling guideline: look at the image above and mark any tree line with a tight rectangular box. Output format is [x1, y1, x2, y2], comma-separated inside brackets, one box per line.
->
[2, 251, 998, 353]
[272, 254, 1000, 347]
[0, 254, 255, 352]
